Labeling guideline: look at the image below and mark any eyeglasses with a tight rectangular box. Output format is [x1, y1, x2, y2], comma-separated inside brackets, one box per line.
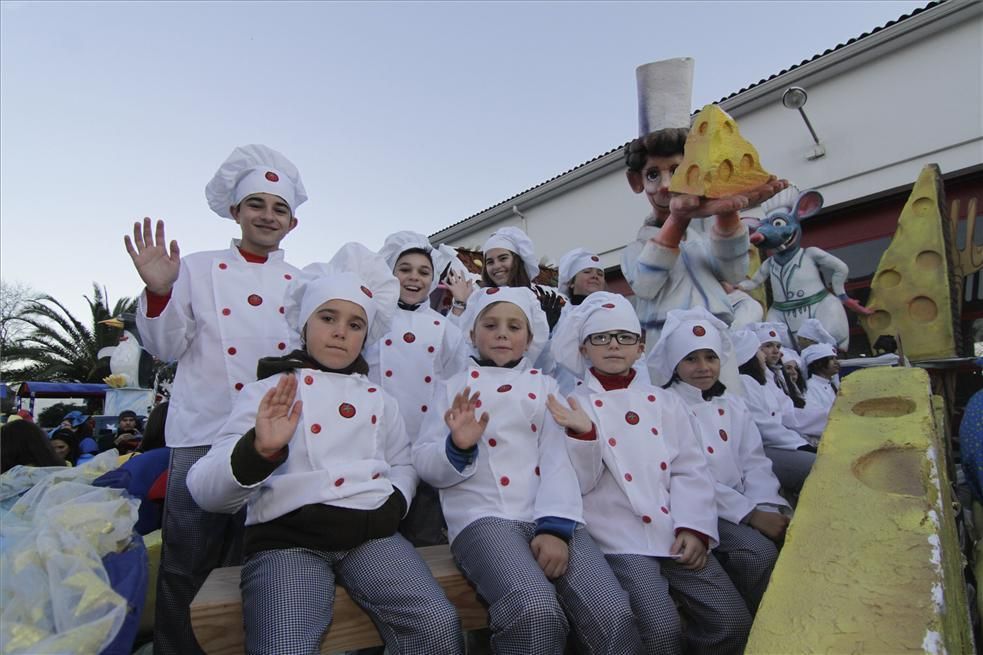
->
[586, 332, 641, 346]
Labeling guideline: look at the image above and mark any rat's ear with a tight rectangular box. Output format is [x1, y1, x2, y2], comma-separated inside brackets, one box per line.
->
[792, 190, 823, 221]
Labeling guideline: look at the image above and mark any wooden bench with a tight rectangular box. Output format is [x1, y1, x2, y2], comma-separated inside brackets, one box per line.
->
[190, 544, 489, 655]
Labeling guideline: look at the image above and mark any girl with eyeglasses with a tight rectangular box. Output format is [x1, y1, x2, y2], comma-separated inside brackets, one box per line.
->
[548, 293, 751, 654]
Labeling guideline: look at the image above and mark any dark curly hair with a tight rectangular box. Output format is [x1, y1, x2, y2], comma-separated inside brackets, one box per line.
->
[625, 128, 690, 172]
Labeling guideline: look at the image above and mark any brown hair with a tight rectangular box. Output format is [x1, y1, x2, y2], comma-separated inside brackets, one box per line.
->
[481, 250, 532, 289]
[625, 127, 689, 172]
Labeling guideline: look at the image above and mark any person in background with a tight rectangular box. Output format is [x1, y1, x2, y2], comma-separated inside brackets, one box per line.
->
[733, 329, 816, 494]
[99, 409, 144, 453]
[1, 420, 66, 472]
[802, 343, 840, 419]
[557, 248, 606, 306]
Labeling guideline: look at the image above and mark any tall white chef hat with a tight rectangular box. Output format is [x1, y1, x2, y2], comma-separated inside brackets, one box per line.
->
[377, 231, 455, 294]
[481, 226, 540, 283]
[557, 248, 604, 297]
[732, 329, 762, 367]
[648, 307, 732, 386]
[797, 318, 837, 347]
[636, 57, 695, 136]
[284, 242, 398, 347]
[550, 292, 641, 378]
[458, 286, 549, 366]
[801, 343, 838, 368]
[205, 144, 308, 219]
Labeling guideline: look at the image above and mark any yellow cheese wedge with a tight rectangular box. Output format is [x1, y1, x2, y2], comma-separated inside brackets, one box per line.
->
[746, 368, 973, 654]
[668, 104, 772, 198]
[862, 164, 958, 360]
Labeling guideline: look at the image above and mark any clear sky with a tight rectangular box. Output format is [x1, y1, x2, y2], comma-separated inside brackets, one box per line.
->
[1, 0, 928, 323]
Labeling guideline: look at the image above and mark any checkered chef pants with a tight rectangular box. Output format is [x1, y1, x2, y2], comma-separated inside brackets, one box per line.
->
[241, 534, 464, 655]
[155, 445, 246, 655]
[605, 552, 751, 655]
[451, 516, 643, 655]
[714, 518, 779, 615]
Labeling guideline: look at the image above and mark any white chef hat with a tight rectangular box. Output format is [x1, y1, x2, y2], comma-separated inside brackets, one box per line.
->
[636, 57, 695, 136]
[459, 286, 549, 365]
[797, 318, 836, 346]
[801, 343, 838, 368]
[780, 347, 803, 371]
[761, 183, 801, 216]
[648, 307, 732, 386]
[377, 231, 454, 294]
[284, 242, 398, 347]
[205, 144, 308, 219]
[557, 248, 603, 296]
[732, 329, 762, 366]
[481, 226, 540, 283]
[550, 292, 640, 378]
[751, 322, 786, 346]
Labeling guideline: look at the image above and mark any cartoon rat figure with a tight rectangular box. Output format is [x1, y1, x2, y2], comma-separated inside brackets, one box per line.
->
[738, 187, 871, 350]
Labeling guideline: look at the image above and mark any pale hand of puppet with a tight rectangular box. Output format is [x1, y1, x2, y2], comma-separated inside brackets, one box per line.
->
[656, 177, 790, 250]
[546, 394, 592, 435]
[255, 374, 303, 459]
[124, 217, 181, 296]
[445, 387, 489, 450]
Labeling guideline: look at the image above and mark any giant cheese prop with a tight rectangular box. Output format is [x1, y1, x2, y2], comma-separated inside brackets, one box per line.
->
[668, 104, 772, 198]
[862, 164, 959, 360]
[746, 367, 973, 654]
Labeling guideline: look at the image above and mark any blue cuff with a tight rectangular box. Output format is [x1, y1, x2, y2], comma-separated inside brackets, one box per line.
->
[535, 516, 577, 542]
[445, 435, 477, 472]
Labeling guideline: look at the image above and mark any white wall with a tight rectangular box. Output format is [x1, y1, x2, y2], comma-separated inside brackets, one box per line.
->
[434, 1, 983, 271]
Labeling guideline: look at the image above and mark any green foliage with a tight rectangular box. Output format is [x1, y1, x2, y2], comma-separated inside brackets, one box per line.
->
[37, 402, 88, 428]
[1, 283, 137, 383]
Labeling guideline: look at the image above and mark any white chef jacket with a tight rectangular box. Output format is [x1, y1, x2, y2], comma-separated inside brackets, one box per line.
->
[564, 370, 718, 557]
[137, 241, 300, 448]
[804, 375, 837, 418]
[187, 369, 416, 525]
[365, 305, 467, 439]
[412, 360, 583, 543]
[621, 219, 749, 351]
[740, 375, 813, 451]
[671, 382, 788, 524]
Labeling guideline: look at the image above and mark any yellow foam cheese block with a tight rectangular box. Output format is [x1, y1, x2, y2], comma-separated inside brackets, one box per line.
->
[746, 368, 973, 655]
[862, 164, 958, 360]
[668, 104, 772, 198]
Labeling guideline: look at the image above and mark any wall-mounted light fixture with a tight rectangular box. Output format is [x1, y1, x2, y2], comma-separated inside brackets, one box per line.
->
[782, 86, 826, 160]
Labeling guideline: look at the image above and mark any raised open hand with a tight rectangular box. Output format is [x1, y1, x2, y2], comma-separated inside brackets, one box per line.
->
[124, 217, 181, 295]
[444, 387, 489, 450]
[534, 286, 565, 331]
[546, 394, 592, 435]
[254, 374, 303, 458]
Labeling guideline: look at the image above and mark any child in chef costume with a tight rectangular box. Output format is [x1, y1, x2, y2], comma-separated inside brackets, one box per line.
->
[123, 144, 306, 654]
[548, 292, 751, 655]
[649, 307, 790, 615]
[187, 243, 462, 655]
[412, 286, 641, 654]
[365, 230, 468, 546]
[802, 342, 840, 418]
[733, 329, 816, 494]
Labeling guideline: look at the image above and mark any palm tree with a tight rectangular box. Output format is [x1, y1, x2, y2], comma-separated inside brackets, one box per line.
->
[1, 283, 137, 383]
